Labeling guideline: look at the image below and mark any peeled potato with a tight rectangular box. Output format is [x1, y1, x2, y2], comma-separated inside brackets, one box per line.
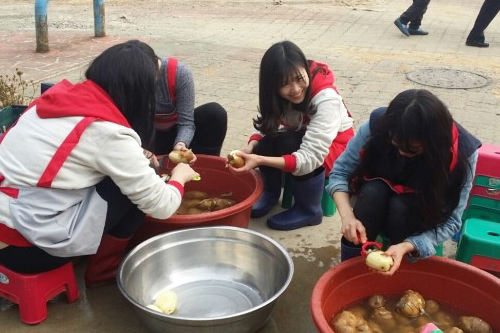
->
[366, 250, 394, 272]
[155, 290, 177, 314]
[227, 150, 245, 168]
[146, 304, 163, 312]
[169, 149, 194, 164]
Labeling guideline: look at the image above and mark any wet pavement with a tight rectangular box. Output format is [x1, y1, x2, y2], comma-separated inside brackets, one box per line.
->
[0, 0, 499, 332]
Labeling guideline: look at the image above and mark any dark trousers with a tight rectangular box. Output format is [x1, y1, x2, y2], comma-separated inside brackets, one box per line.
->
[344, 179, 421, 247]
[467, 0, 500, 43]
[153, 102, 227, 155]
[400, 0, 431, 28]
[254, 130, 324, 181]
[0, 177, 144, 274]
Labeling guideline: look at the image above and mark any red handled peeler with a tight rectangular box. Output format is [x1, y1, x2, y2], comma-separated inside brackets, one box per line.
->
[357, 232, 383, 256]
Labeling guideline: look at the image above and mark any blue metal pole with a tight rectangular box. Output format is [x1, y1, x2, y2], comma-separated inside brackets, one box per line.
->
[93, 0, 105, 37]
[35, 0, 50, 52]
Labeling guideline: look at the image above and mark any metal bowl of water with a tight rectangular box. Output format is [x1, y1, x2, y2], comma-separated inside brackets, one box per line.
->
[117, 226, 294, 333]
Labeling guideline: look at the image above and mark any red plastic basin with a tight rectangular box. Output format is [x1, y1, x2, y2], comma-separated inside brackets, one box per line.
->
[311, 256, 500, 333]
[131, 154, 263, 245]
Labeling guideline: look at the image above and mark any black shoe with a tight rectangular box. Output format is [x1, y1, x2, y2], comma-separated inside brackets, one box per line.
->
[466, 40, 489, 48]
[408, 27, 429, 35]
[394, 18, 410, 36]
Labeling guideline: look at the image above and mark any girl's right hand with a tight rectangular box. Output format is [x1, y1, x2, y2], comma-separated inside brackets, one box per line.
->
[341, 216, 367, 245]
[169, 163, 199, 185]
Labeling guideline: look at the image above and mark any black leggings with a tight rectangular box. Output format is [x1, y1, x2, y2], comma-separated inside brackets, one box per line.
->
[254, 130, 324, 180]
[153, 102, 227, 155]
[345, 179, 421, 247]
[0, 177, 145, 274]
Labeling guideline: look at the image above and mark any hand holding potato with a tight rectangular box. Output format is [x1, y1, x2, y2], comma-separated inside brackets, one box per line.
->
[227, 150, 246, 168]
[170, 162, 199, 185]
[169, 145, 197, 164]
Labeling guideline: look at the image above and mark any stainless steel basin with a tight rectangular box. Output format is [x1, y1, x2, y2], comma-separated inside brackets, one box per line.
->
[117, 226, 294, 333]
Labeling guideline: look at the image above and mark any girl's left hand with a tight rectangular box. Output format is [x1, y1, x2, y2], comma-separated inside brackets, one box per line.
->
[227, 151, 260, 173]
[378, 241, 415, 276]
[174, 142, 197, 164]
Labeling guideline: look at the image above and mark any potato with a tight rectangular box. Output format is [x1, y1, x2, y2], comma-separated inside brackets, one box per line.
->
[184, 190, 209, 200]
[146, 304, 163, 312]
[366, 251, 394, 272]
[330, 311, 358, 333]
[169, 149, 194, 164]
[154, 290, 177, 314]
[367, 295, 386, 309]
[445, 328, 464, 333]
[424, 299, 440, 315]
[371, 307, 397, 330]
[227, 150, 245, 168]
[458, 316, 492, 333]
[396, 290, 425, 318]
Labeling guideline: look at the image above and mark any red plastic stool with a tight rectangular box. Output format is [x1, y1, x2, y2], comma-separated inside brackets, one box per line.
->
[0, 262, 79, 325]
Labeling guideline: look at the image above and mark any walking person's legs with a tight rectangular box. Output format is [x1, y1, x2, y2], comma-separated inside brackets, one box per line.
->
[395, 0, 431, 36]
[466, 0, 500, 47]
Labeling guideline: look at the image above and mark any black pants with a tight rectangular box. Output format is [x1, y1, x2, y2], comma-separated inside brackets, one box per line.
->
[0, 177, 144, 274]
[254, 130, 324, 180]
[467, 0, 500, 43]
[344, 180, 421, 247]
[153, 102, 227, 155]
[400, 0, 431, 28]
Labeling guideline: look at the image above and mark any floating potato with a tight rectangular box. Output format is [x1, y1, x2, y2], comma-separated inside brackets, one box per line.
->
[367, 295, 386, 309]
[371, 307, 397, 331]
[367, 320, 383, 333]
[146, 304, 163, 312]
[154, 290, 177, 314]
[399, 325, 418, 333]
[182, 198, 203, 209]
[458, 316, 492, 333]
[330, 311, 358, 333]
[396, 290, 425, 318]
[415, 314, 432, 330]
[434, 310, 455, 330]
[356, 319, 373, 333]
[349, 306, 368, 321]
[227, 150, 245, 168]
[445, 327, 464, 333]
[392, 311, 412, 325]
[169, 149, 194, 164]
[175, 205, 188, 215]
[199, 198, 236, 211]
[184, 190, 209, 200]
[424, 299, 440, 315]
[366, 251, 394, 272]
[186, 207, 206, 215]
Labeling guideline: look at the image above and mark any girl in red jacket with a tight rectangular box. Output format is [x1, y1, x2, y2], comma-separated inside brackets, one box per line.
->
[231, 41, 354, 230]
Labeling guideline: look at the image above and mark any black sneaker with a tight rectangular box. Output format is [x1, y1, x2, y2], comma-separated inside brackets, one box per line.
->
[408, 27, 429, 35]
[394, 18, 410, 36]
[466, 40, 489, 48]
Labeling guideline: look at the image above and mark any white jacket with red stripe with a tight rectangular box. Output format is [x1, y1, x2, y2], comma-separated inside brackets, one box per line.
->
[0, 80, 182, 231]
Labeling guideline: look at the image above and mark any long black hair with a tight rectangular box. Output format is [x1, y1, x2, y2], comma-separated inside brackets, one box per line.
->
[350, 89, 469, 229]
[254, 40, 312, 135]
[85, 40, 159, 149]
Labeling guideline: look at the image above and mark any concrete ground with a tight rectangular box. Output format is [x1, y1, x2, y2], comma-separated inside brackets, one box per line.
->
[0, 0, 499, 332]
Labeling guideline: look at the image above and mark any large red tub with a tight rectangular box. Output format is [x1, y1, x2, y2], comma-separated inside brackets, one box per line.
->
[131, 154, 263, 245]
[311, 256, 500, 333]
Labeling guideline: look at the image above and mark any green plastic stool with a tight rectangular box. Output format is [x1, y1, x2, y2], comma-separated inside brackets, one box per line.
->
[281, 174, 336, 217]
[456, 218, 500, 273]
[376, 234, 443, 256]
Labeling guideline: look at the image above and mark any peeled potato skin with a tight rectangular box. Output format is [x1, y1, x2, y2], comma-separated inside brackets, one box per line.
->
[155, 290, 177, 314]
[227, 150, 245, 168]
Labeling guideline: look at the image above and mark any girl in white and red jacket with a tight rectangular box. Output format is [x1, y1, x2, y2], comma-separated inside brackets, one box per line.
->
[230, 41, 354, 230]
[0, 41, 198, 286]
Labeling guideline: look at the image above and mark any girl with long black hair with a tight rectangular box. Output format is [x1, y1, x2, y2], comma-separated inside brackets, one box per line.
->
[327, 89, 481, 275]
[0, 40, 198, 286]
[231, 41, 354, 230]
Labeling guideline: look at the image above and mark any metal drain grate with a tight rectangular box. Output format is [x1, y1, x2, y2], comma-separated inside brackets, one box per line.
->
[406, 68, 489, 89]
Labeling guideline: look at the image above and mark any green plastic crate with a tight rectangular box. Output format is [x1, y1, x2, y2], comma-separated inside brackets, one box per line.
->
[474, 175, 500, 190]
[456, 218, 500, 268]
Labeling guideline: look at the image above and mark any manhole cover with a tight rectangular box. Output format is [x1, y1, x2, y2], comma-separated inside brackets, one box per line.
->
[406, 68, 489, 89]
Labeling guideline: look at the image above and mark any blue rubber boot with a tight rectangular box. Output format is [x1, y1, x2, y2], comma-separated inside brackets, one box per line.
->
[251, 166, 282, 218]
[267, 172, 323, 230]
[340, 237, 361, 262]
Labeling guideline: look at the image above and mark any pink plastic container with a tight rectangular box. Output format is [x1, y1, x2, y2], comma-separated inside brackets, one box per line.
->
[311, 256, 500, 333]
[131, 154, 263, 246]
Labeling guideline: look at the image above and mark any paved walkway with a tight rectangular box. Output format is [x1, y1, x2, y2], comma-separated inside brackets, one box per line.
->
[0, 0, 499, 332]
